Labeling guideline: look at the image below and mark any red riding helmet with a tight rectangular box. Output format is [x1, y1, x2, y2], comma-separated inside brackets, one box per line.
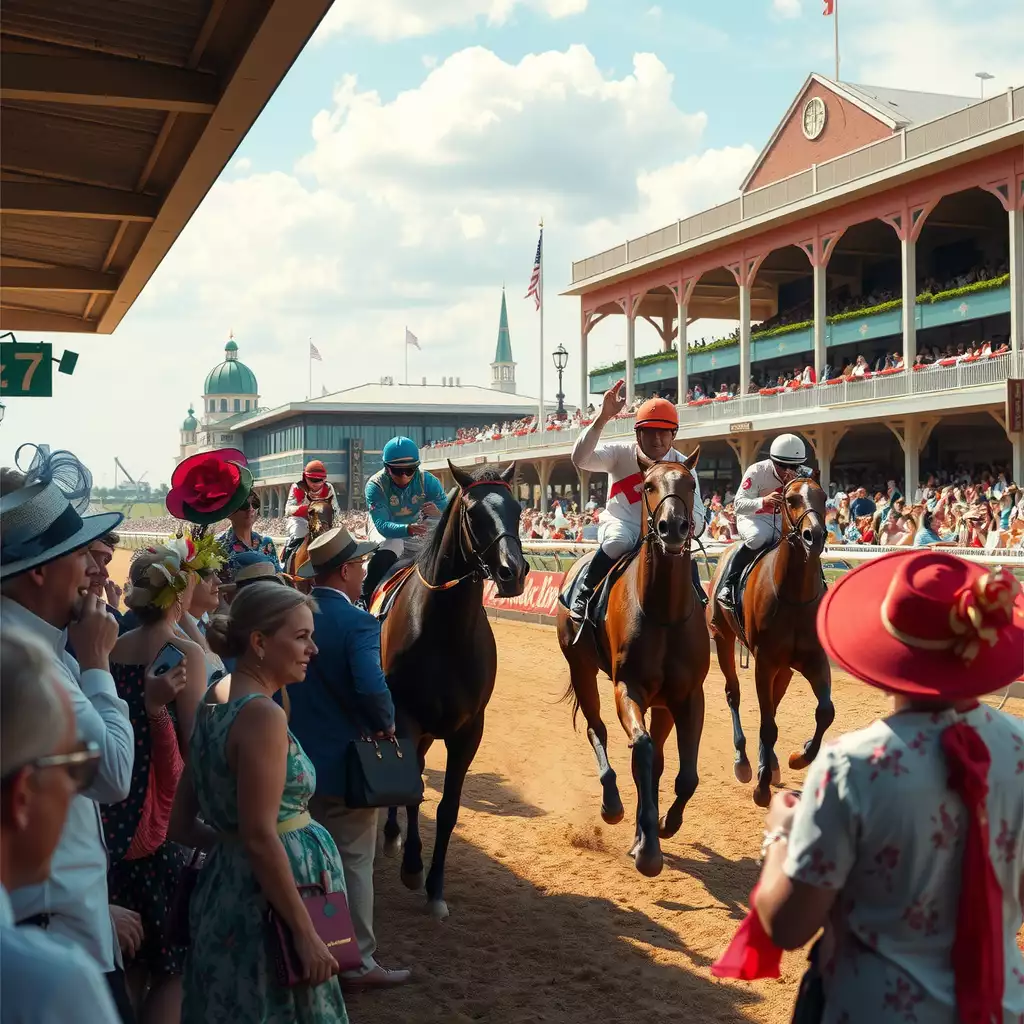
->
[634, 397, 679, 432]
[304, 459, 327, 481]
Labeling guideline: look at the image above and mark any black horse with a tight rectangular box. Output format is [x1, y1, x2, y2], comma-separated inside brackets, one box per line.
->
[378, 460, 528, 920]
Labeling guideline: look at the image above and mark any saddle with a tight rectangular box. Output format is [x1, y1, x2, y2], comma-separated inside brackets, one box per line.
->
[715, 545, 773, 648]
[369, 562, 417, 623]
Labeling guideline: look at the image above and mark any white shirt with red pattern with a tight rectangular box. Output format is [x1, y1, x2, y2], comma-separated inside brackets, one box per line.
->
[732, 458, 785, 518]
[285, 481, 340, 539]
[784, 704, 1024, 1024]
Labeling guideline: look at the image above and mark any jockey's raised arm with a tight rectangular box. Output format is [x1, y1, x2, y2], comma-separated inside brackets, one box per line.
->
[565, 380, 706, 636]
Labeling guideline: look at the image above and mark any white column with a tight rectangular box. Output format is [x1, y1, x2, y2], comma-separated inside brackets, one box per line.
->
[579, 322, 590, 412]
[903, 420, 920, 500]
[677, 296, 688, 402]
[537, 459, 552, 514]
[1009, 207, 1023, 351]
[739, 284, 752, 393]
[812, 262, 827, 380]
[901, 238, 917, 367]
[1012, 436, 1023, 488]
[625, 312, 636, 405]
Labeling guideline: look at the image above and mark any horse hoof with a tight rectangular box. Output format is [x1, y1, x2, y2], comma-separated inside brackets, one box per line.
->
[400, 868, 424, 892]
[734, 760, 753, 784]
[789, 751, 811, 771]
[426, 899, 450, 922]
[771, 766, 782, 787]
[752, 785, 771, 808]
[383, 833, 403, 859]
[634, 848, 664, 878]
[601, 806, 624, 825]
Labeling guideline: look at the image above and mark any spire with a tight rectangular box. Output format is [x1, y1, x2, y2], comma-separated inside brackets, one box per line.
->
[494, 287, 513, 364]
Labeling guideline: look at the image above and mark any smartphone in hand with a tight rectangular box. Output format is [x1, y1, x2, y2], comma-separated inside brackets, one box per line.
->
[150, 642, 186, 677]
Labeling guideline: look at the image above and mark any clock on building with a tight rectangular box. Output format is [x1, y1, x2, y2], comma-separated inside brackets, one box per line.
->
[802, 96, 827, 140]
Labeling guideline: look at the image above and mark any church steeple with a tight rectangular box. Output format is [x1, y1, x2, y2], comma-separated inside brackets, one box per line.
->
[490, 287, 516, 394]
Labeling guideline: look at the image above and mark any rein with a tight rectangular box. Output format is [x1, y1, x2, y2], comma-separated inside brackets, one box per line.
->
[416, 479, 520, 592]
[769, 494, 825, 608]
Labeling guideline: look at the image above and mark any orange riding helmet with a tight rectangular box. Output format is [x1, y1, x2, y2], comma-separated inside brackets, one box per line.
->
[303, 459, 327, 481]
[634, 397, 679, 432]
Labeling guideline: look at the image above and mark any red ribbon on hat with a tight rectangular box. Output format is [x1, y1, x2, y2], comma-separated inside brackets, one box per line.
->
[941, 722, 1004, 1024]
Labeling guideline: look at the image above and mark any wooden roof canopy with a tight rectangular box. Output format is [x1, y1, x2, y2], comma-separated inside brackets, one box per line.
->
[0, 0, 334, 334]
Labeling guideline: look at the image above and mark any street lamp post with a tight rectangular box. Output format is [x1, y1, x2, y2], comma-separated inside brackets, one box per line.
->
[552, 343, 569, 421]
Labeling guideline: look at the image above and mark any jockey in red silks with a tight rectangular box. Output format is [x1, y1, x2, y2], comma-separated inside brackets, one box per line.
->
[569, 380, 706, 633]
[281, 459, 340, 566]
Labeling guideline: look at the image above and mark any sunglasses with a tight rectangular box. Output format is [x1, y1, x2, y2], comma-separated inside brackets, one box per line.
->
[245, 497, 261, 510]
[386, 465, 418, 479]
[3, 741, 101, 794]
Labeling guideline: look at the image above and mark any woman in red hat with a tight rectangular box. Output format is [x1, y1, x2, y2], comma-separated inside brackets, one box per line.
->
[713, 549, 1024, 1023]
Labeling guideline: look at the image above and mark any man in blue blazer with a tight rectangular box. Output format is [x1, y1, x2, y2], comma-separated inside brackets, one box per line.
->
[288, 526, 411, 991]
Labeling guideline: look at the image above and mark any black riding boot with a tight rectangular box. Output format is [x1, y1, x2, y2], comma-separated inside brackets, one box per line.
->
[718, 544, 755, 609]
[280, 536, 301, 570]
[360, 549, 399, 609]
[691, 558, 708, 608]
[570, 548, 617, 637]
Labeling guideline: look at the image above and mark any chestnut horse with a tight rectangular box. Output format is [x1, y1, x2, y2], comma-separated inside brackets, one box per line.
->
[556, 450, 710, 878]
[285, 499, 334, 590]
[378, 461, 528, 920]
[707, 476, 834, 807]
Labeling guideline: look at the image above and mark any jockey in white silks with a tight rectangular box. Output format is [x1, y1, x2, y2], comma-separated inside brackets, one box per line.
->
[569, 380, 706, 634]
[717, 432, 809, 609]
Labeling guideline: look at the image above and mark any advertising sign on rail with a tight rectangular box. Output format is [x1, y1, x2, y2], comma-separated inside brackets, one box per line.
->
[482, 571, 566, 617]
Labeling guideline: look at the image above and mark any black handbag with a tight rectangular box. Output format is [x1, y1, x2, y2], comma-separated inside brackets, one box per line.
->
[790, 937, 825, 1024]
[344, 736, 423, 809]
[165, 848, 205, 947]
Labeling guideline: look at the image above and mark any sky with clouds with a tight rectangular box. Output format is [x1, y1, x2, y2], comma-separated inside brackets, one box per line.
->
[3, 0, 1023, 485]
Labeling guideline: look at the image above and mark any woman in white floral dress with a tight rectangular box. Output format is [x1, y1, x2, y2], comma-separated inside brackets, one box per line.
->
[716, 549, 1024, 1024]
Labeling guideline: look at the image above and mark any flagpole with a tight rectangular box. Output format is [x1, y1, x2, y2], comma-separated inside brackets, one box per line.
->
[538, 220, 545, 430]
[405, 325, 409, 385]
[308, 337, 312, 400]
[834, 0, 840, 81]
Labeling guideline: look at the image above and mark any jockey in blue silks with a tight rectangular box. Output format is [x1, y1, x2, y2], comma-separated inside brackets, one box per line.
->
[359, 435, 448, 606]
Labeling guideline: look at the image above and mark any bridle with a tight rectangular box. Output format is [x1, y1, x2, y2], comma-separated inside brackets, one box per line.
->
[641, 469, 697, 556]
[771, 478, 826, 606]
[416, 478, 524, 591]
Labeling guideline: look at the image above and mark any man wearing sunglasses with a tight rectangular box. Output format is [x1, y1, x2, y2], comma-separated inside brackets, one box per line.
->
[360, 436, 448, 607]
[1, 628, 120, 1022]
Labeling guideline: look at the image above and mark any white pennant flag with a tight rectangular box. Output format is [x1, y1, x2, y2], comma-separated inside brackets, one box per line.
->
[405, 328, 420, 350]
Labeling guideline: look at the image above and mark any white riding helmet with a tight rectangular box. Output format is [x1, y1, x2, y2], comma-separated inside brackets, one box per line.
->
[769, 433, 806, 466]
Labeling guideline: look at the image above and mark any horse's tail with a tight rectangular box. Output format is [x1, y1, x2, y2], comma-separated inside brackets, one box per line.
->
[558, 676, 582, 731]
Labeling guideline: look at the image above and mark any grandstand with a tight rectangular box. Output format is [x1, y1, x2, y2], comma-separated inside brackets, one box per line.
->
[422, 74, 1024, 512]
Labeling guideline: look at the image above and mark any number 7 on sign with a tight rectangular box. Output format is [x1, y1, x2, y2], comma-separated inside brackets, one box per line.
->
[14, 351, 43, 390]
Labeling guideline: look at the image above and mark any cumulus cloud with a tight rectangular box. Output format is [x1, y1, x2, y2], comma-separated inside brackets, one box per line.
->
[5, 45, 753, 483]
[316, 0, 587, 42]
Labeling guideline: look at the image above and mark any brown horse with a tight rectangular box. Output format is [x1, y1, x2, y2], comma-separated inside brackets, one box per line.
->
[556, 450, 710, 878]
[707, 476, 834, 807]
[285, 499, 335, 589]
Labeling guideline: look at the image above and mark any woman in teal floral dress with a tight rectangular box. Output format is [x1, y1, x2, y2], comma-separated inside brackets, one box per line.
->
[170, 583, 348, 1023]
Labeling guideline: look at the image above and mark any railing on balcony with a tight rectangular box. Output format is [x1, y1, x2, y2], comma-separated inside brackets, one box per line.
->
[421, 350, 1022, 467]
[571, 85, 1024, 285]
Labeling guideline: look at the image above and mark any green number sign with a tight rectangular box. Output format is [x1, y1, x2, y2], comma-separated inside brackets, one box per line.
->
[0, 342, 54, 398]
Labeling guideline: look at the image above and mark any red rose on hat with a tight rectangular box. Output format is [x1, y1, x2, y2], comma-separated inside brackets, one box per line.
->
[166, 448, 254, 527]
[178, 460, 240, 512]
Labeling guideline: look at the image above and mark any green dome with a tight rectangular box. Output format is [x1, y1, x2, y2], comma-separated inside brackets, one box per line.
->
[182, 405, 198, 431]
[204, 337, 258, 396]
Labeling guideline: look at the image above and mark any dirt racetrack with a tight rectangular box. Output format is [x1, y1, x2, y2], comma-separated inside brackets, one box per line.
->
[350, 618, 1021, 1024]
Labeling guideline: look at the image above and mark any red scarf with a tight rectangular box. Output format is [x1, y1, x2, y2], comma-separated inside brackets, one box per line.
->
[712, 722, 1004, 1023]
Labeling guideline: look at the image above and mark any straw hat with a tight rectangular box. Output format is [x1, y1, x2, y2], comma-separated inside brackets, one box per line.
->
[1, 481, 123, 581]
[296, 526, 378, 580]
[817, 549, 1023, 698]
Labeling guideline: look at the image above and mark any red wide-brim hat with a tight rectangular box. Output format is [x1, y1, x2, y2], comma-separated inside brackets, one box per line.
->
[166, 448, 254, 527]
[817, 549, 1023, 699]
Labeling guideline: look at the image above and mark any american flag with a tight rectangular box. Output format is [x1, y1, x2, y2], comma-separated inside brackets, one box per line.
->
[309, 340, 322, 361]
[524, 227, 543, 311]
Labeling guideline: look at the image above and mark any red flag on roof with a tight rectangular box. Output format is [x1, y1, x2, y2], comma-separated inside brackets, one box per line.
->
[823, 0, 834, 14]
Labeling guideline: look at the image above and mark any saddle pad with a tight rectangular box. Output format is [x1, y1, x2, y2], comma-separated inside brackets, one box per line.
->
[369, 562, 417, 621]
[715, 544, 772, 648]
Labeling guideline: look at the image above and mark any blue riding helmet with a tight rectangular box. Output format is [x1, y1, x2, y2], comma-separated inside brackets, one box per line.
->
[382, 436, 420, 468]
